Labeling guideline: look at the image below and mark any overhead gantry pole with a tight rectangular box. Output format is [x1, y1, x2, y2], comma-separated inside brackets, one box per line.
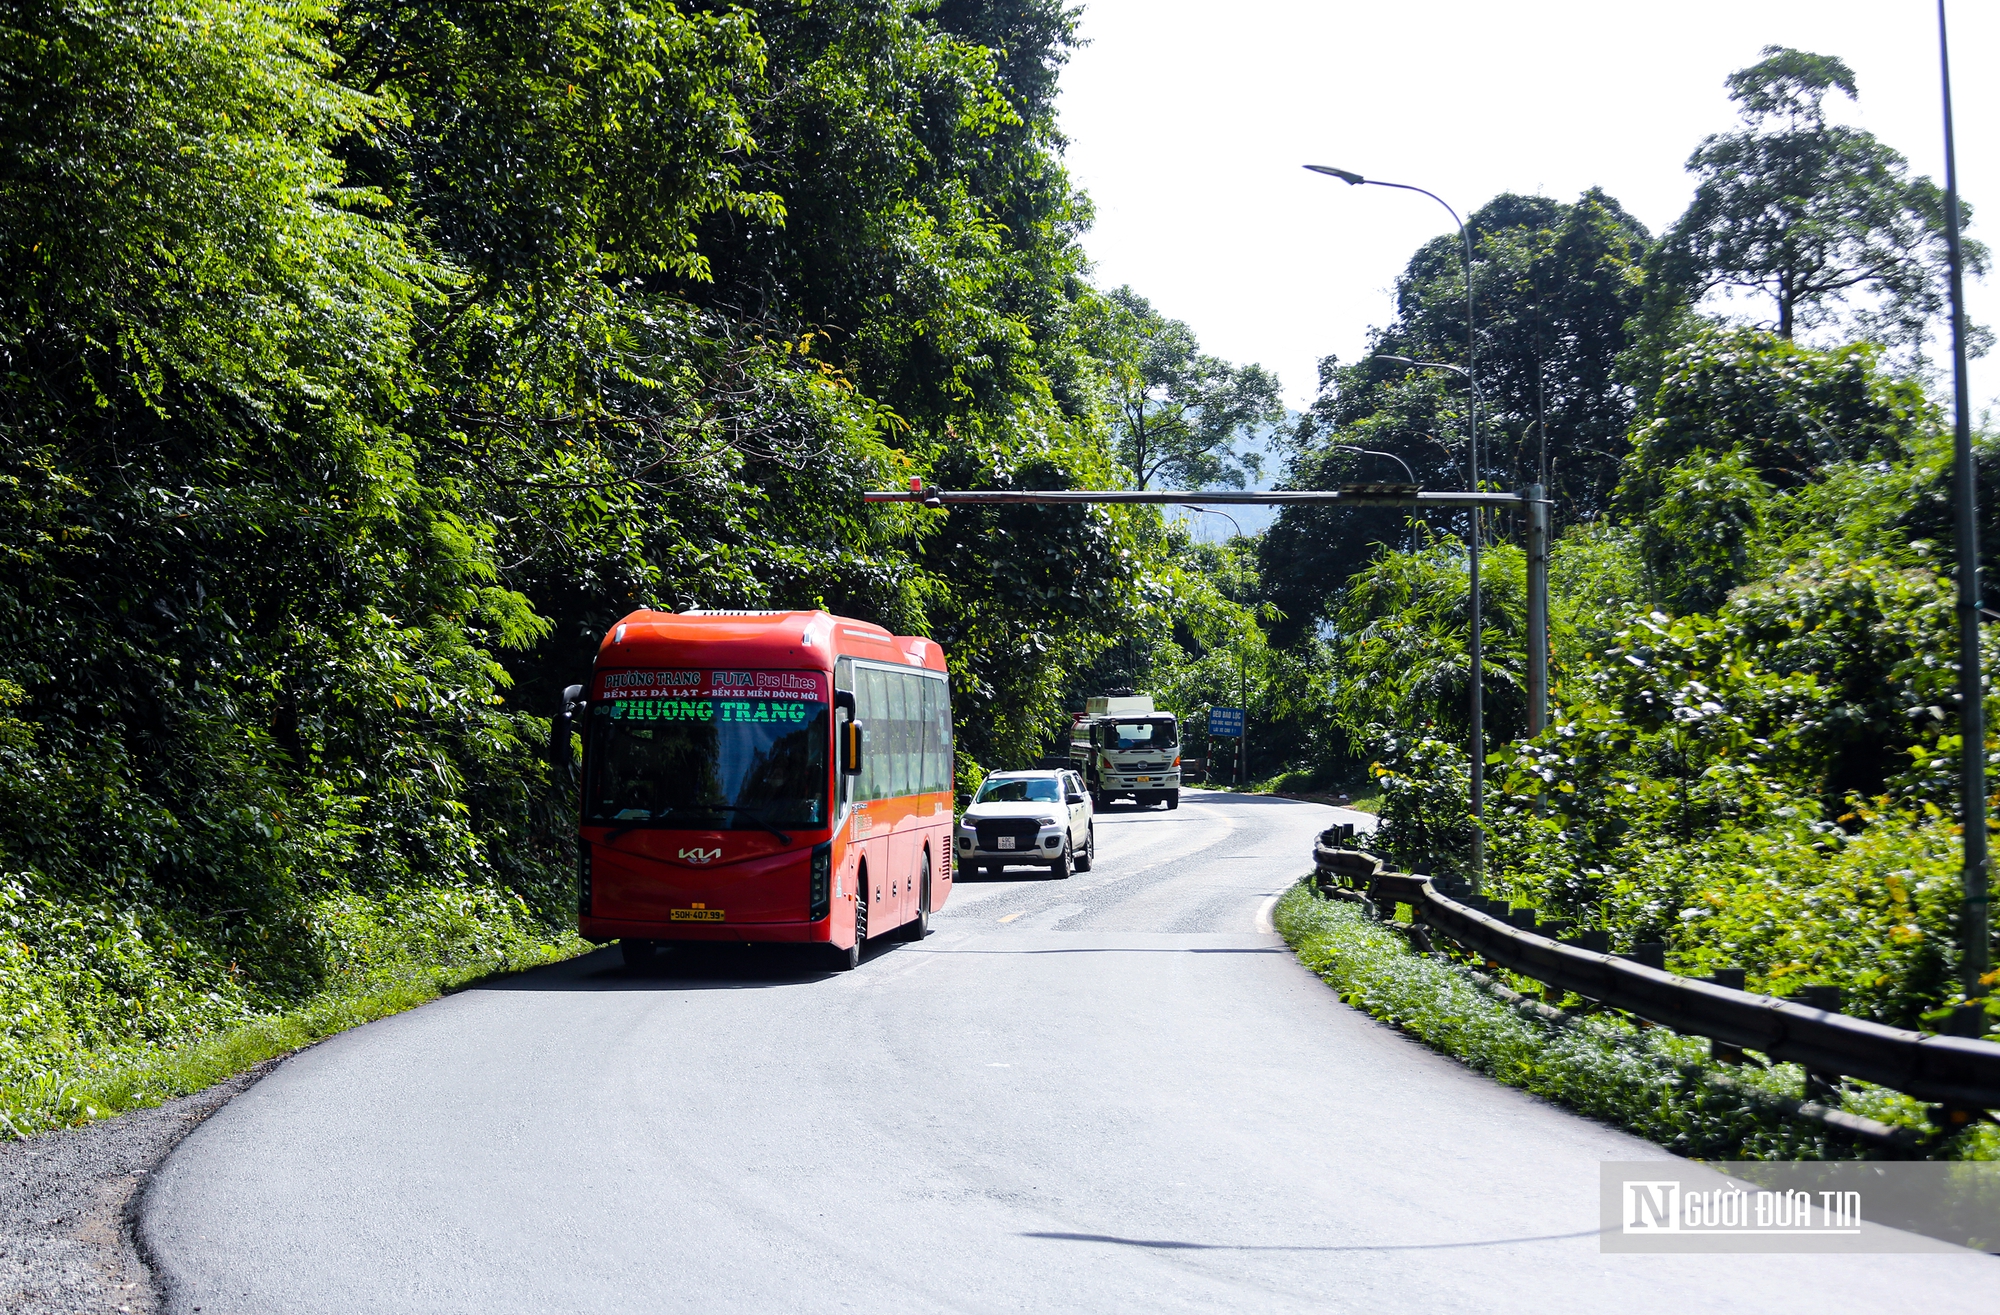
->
[866, 482, 1553, 862]
[863, 485, 1523, 509]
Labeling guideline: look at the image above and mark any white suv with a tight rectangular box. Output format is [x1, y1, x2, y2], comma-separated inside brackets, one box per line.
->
[958, 769, 1095, 879]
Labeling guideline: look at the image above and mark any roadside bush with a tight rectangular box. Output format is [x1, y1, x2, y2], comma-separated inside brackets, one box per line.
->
[1274, 882, 1994, 1161]
[0, 877, 579, 1135]
[1366, 732, 1475, 882]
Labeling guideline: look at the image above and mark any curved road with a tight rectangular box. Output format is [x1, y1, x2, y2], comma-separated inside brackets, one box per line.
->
[142, 790, 1995, 1312]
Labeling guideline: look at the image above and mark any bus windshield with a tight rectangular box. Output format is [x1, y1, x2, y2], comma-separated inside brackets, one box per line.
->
[585, 696, 829, 831]
[1109, 719, 1177, 750]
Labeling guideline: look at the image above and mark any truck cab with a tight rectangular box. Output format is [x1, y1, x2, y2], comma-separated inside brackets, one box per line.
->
[1069, 695, 1181, 810]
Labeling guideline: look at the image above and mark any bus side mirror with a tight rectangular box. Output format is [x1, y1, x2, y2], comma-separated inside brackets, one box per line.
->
[551, 683, 585, 773]
[842, 720, 866, 775]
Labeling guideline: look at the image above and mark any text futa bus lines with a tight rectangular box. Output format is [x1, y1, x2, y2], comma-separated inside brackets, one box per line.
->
[558, 609, 953, 970]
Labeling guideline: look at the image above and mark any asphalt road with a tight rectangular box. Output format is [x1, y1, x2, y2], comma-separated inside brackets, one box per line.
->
[141, 789, 1998, 1312]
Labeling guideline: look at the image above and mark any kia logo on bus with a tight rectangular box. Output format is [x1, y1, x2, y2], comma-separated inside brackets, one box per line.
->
[679, 847, 723, 864]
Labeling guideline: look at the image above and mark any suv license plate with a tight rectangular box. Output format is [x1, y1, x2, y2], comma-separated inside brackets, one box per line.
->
[997, 836, 1016, 850]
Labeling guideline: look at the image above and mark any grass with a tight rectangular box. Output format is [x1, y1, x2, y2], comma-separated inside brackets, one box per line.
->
[1335, 785, 1382, 814]
[0, 932, 588, 1139]
[1237, 770, 1381, 814]
[1274, 880, 1998, 1161]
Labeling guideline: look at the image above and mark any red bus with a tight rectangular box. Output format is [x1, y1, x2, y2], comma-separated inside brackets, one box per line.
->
[555, 609, 954, 970]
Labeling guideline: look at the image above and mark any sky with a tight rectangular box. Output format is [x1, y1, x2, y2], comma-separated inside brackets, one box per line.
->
[1054, 0, 1999, 421]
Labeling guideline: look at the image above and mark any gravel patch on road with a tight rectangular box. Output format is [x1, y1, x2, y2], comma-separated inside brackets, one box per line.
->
[0, 1061, 278, 1314]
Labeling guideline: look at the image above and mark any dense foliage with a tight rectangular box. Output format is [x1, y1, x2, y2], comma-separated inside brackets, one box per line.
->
[3, 8, 1995, 1123]
[1195, 46, 2000, 1040]
[0, 0, 1242, 1112]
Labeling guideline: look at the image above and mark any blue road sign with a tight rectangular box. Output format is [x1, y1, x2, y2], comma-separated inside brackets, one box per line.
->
[1208, 707, 1244, 736]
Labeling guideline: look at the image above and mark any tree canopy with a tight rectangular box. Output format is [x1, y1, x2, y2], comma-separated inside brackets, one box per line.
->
[1092, 287, 1283, 491]
[1256, 189, 1649, 640]
[1655, 45, 1987, 359]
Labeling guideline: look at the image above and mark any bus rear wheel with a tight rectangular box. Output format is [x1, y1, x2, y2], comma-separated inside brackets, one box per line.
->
[899, 852, 931, 941]
[620, 939, 658, 970]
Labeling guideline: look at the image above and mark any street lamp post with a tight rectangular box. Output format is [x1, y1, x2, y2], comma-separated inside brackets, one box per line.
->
[1937, 0, 1989, 1028]
[1309, 165, 1484, 887]
[1371, 353, 1486, 887]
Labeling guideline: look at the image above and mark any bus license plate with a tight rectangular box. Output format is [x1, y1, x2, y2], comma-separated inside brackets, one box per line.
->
[670, 908, 725, 922]
[997, 836, 1016, 850]
[1136, 776, 1152, 782]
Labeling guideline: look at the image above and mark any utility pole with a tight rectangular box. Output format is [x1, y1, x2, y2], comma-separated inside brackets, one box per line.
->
[1939, 0, 1989, 1021]
[1526, 484, 1549, 736]
[1238, 639, 1248, 786]
[1313, 163, 1483, 889]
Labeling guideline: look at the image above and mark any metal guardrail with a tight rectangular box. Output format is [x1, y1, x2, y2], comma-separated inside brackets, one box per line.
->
[1311, 842, 2000, 1111]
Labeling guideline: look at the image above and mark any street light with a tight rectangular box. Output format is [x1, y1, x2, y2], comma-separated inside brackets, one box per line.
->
[1936, 0, 1989, 1028]
[1312, 160, 1488, 891]
[1328, 444, 1417, 484]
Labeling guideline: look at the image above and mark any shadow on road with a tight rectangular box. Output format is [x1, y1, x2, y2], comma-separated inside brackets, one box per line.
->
[467, 938, 911, 993]
[951, 865, 1065, 882]
[1022, 1228, 1606, 1252]
[1175, 790, 1352, 810]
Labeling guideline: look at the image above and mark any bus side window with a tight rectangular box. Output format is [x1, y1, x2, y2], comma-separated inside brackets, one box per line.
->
[937, 678, 953, 792]
[861, 667, 888, 802]
[906, 675, 921, 795]
[886, 671, 908, 799]
[903, 674, 921, 796]
[918, 676, 937, 794]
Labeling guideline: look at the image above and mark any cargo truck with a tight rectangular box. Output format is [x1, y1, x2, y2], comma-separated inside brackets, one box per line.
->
[1068, 694, 1180, 810]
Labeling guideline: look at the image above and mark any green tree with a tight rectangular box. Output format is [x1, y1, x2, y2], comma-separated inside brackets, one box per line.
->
[1095, 287, 1283, 491]
[1654, 46, 1987, 356]
[1618, 330, 1935, 508]
[1259, 190, 1649, 641]
[1331, 532, 1527, 745]
[1639, 448, 1774, 615]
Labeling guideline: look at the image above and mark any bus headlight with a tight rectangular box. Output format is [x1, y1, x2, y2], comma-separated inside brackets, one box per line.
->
[809, 841, 832, 921]
[578, 843, 592, 918]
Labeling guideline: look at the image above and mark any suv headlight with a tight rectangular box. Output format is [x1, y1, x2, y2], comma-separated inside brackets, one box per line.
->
[1035, 816, 1058, 828]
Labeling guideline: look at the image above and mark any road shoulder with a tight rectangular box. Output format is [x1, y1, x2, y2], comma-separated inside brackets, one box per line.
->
[0, 1060, 278, 1315]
